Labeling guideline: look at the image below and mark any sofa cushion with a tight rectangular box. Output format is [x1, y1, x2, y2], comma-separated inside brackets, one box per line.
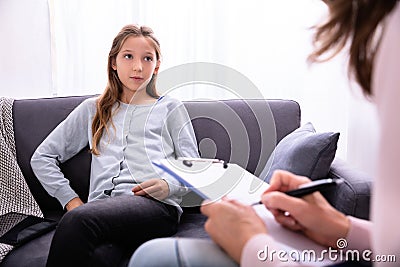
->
[261, 122, 340, 182]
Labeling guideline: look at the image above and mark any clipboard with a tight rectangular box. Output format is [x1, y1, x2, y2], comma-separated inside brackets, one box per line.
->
[154, 158, 339, 266]
[153, 158, 270, 205]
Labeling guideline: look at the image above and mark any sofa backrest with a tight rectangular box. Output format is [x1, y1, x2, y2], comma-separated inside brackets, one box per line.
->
[13, 96, 93, 214]
[12, 96, 300, 214]
[183, 99, 301, 175]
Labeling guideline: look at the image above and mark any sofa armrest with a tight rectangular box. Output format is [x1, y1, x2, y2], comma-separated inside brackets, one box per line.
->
[322, 158, 372, 220]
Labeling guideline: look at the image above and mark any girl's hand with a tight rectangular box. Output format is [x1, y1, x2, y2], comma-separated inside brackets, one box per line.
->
[200, 198, 267, 263]
[65, 197, 84, 211]
[132, 178, 170, 200]
[262, 170, 350, 248]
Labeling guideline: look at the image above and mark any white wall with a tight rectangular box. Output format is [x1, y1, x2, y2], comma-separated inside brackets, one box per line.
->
[347, 89, 379, 176]
[0, 0, 378, 178]
[0, 0, 52, 99]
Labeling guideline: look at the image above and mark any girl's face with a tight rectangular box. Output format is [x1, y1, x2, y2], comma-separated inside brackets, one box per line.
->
[112, 36, 160, 100]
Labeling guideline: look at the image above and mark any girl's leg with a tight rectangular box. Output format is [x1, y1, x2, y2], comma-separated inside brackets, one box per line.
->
[129, 238, 239, 267]
[46, 195, 178, 267]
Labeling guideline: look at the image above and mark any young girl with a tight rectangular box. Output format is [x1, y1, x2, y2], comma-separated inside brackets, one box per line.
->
[31, 24, 199, 267]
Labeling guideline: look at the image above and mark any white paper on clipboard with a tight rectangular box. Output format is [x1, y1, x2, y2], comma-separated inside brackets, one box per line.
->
[153, 158, 270, 205]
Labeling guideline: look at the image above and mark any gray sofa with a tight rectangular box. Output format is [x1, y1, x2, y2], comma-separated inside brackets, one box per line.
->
[1, 95, 372, 267]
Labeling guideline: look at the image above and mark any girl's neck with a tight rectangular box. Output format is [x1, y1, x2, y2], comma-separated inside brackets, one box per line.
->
[120, 90, 157, 105]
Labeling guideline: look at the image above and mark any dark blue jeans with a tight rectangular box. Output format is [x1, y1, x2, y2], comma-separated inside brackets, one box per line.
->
[46, 195, 179, 267]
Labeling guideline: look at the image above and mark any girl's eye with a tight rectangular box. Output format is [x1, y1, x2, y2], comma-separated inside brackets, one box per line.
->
[124, 54, 133, 59]
[144, 56, 153, 62]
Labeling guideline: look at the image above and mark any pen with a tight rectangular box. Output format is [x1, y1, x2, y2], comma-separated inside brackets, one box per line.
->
[177, 157, 224, 163]
[251, 178, 343, 206]
[177, 157, 228, 168]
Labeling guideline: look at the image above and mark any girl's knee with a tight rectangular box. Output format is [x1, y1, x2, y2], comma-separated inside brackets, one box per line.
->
[58, 206, 93, 229]
[129, 238, 179, 267]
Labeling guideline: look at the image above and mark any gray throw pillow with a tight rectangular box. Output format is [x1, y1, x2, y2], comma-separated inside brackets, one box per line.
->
[260, 122, 339, 182]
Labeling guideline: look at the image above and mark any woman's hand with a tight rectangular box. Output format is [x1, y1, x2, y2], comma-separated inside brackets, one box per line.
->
[200, 198, 267, 263]
[262, 170, 350, 248]
[65, 197, 84, 211]
[132, 178, 170, 200]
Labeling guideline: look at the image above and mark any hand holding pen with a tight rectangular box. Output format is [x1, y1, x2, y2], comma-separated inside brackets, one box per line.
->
[258, 170, 350, 248]
[251, 177, 343, 206]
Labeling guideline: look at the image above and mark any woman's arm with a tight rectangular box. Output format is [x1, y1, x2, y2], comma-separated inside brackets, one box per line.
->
[30, 98, 94, 209]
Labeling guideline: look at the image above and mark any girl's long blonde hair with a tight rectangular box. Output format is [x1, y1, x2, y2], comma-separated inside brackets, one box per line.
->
[91, 25, 161, 155]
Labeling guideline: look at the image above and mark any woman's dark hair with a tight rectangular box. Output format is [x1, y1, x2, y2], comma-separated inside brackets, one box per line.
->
[308, 0, 398, 96]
